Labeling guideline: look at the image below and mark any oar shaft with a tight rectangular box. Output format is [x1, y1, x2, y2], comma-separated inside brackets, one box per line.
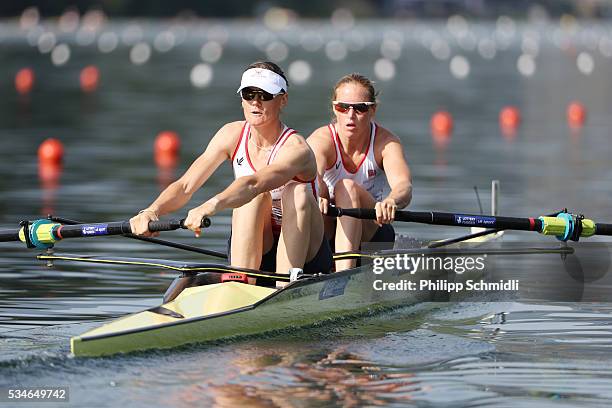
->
[0, 217, 211, 248]
[329, 207, 541, 232]
[327, 206, 612, 241]
[595, 223, 612, 236]
[0, 230, 20, 242]
[55, 219, 190, 239]
[50, 216, 227, 259]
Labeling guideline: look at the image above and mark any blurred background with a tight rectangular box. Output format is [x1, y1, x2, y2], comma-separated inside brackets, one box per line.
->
[2, 1, 612, 19]
[2, 0, 612, 229]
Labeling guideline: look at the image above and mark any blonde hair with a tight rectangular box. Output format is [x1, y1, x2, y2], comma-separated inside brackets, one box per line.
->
[332, 73, 378, 103]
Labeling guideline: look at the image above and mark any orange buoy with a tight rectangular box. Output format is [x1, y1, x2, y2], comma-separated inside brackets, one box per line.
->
[567, 101, 586, 128]
[80, 65, 100, 93]
[154, 131, 180, 172]
[430, 111, 453, 137]
[15, 68, 35, 95]
[38, 138, 64, 164]
[499, 106, 521, 129]
[155, 131, 181, 156]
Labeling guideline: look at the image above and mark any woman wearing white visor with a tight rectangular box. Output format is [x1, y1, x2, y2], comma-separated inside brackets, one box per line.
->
[130, 61, 332, 282]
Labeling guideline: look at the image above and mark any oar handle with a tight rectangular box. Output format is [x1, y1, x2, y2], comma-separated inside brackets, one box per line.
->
[57, 217, 211, 238]
[148, 217, 211, 232]
[326, 206, 375, 220]
[327, 206, 467, 225]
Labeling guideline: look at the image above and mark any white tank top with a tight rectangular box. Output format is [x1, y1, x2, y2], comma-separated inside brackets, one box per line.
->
[323, 122, 389, 201]
[231, 122, 317, 233]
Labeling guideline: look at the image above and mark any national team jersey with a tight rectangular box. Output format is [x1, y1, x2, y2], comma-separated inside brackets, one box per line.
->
[231, 121, 317, 233]
[322, 122, 389, 201]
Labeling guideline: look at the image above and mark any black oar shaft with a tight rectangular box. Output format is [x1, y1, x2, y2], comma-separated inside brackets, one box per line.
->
[0, 230, 20, 242]
[0, 217, 211, 248]
[596, 223, 612, 236]
[329, 207, 543, 232]
[56, 219, 188, 239]
[51, 216, 228, 259]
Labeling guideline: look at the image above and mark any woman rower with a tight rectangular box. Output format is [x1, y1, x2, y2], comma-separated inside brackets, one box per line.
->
[130, 61, 332, 281]
[307, 73, 413, 271]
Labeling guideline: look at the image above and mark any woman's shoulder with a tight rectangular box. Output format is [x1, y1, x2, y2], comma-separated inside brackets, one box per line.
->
[219, 120, 247, 134]
[306, 124, 334, 146]
[374, 123, 402, 145]
[207, 121, 246, 157]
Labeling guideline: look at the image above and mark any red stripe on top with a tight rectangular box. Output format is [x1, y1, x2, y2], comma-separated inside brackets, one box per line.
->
[231, 122, 247, 161]
[529, 217, 536, 230]
[324, 124, 338, 171]
[372, 122, 382, 170]
[335, 123, 371, 174]
[276, 129, 316, 184]
[267, 128, 294, 165]
[246, 126, 293, 171]
[244, 130, 257, 172]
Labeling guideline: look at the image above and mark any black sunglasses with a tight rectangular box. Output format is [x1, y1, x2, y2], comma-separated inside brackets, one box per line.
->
[332, 101, 376, 114]
[240, 88, 284, 101]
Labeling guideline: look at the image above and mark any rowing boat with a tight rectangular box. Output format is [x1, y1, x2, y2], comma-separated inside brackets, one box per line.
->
[67, 183, 501, 356]
[65, 228, 503, 357]
[2, 181, 611, 357]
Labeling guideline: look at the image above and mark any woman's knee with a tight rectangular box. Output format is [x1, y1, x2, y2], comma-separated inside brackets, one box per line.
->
[235, 191, 271, 213]
[282, 183, 315, 212]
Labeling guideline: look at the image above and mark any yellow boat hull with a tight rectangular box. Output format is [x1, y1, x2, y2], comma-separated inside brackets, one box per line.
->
[71, 231, 503, 357]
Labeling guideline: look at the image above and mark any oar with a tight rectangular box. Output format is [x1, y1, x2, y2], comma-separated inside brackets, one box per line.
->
[427, 209, 569, 248]
[326, 206, 612, 242]
[0, 217, 211, 249]
[50, 216, 228, 260]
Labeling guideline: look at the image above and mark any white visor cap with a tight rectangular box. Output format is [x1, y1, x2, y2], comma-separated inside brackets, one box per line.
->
[237, 68, 287, 95]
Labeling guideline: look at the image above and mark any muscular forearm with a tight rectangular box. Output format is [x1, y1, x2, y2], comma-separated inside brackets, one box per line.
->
[211, 176, 261, 212]
[144, 180, 194, 215]
[386, 182, 412, 209]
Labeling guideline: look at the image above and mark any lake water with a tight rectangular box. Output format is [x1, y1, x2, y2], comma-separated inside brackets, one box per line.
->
[2, 18, 612, 407]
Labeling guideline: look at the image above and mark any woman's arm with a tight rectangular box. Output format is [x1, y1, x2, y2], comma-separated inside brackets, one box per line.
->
[373, 128, 413, 225]
[130, 121, 241, 236]
[307, 126, 335, 213]
[183, 136, 315, 232]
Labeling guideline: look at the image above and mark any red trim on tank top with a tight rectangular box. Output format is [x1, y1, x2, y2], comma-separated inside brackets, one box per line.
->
[244, 131, 257, 172]
[231, 122, 247, 161]
[324, 124, 338, 171]
[372, 123, 383, 170]
[335, 123, 371, 175]
[246, 126, 292, 171]
[268, 128, 295, 165]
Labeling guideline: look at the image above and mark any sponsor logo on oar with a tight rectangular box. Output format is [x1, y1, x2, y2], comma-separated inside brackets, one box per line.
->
[81, 224, 108, 236]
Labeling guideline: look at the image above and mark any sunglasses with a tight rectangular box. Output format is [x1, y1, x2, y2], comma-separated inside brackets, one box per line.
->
[241, 88, 284, 101]
[332, 101, 376, 114]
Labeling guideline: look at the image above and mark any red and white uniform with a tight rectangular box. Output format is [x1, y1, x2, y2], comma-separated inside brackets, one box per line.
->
[323, 122, 389, 201]
[231, 122, 317, 234]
